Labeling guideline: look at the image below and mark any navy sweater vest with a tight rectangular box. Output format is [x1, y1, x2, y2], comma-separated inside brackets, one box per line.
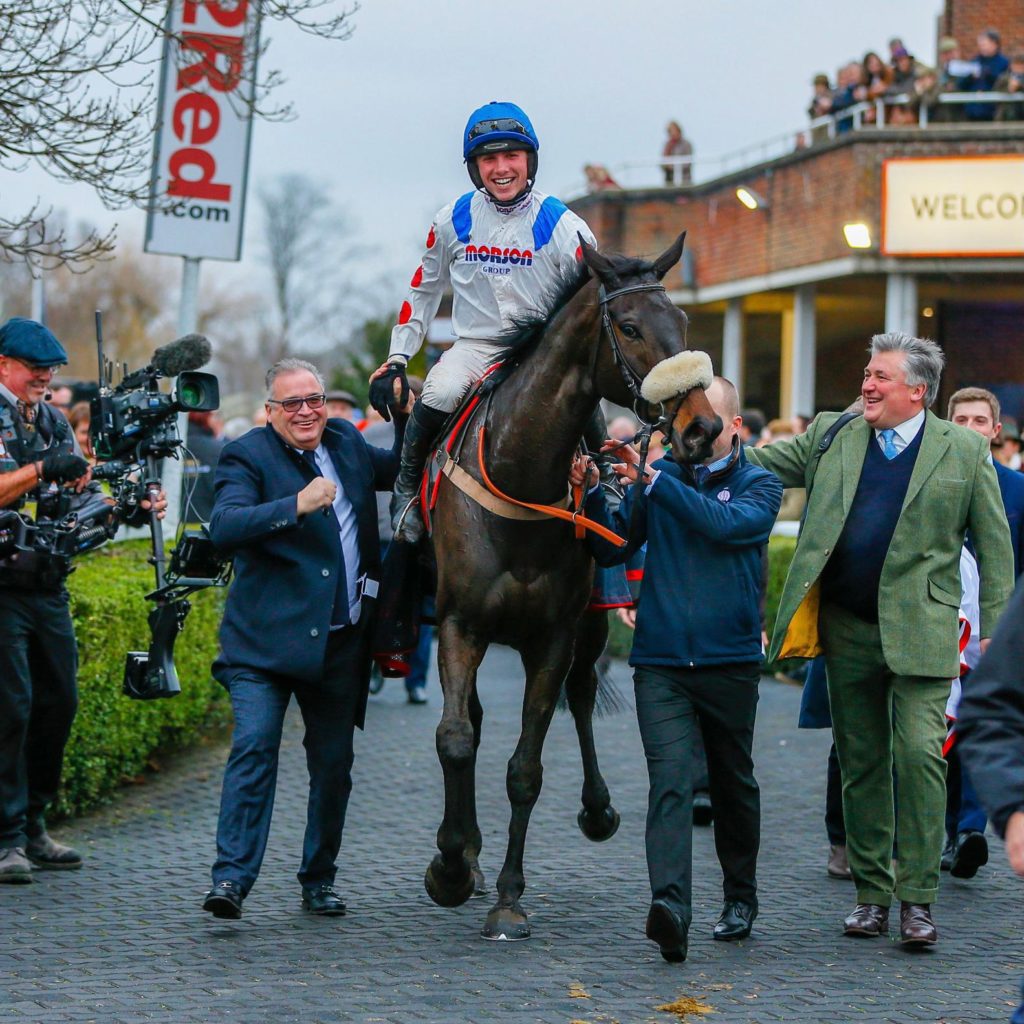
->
[821, 426, 923, 622]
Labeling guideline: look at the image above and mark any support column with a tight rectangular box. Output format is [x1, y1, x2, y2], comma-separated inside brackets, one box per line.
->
[722, 297, 744, 398]
[779, 285, 816, 420]
[884, 273, 918, 336]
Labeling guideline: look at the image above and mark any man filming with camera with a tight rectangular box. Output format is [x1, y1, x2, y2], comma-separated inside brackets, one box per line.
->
[0, 317, 166, 884]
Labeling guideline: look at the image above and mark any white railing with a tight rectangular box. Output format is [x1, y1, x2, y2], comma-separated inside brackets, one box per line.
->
[571, 91, 1022, 196]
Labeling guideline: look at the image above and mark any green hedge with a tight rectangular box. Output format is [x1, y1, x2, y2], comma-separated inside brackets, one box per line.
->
[605, 535, 799, 665]
[57, 540, 228, 817]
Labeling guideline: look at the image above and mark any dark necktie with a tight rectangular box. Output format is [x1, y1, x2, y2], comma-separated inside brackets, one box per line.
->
[693, 464, 709, 486]
[299, 447, 350, 627]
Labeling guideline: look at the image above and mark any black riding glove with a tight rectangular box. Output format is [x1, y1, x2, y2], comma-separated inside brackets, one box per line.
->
[40, 453, 89, 484]
[369, 361, 410, 422]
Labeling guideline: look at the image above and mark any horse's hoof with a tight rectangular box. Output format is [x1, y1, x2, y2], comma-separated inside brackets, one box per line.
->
[424, 855, 475, 908]
[481, 906, 530, 941]
[470, 866, 488, 899]
[578, 805, 621, 843]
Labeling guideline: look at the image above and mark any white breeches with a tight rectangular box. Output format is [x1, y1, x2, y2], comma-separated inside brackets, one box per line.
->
[421, 338, 509, 412]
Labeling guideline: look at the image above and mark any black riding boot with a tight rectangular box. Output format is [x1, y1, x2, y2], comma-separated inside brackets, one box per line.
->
[391, 401, 449, 544]
[583, 407, 626, 513]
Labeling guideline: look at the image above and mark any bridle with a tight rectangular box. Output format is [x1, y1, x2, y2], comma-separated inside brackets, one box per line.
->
[597, 281, 669, 423]
[595, 280, 675, 496]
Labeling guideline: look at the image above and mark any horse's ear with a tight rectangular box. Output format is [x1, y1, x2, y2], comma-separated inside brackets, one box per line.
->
[651, 231, 687, 281]
[578, 233, 621, 289]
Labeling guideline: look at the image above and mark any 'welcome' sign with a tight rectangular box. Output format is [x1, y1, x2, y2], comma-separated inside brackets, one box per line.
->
[882, 156, 1024, 257]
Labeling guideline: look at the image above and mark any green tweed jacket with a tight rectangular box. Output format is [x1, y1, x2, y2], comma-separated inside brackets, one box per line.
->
[748, 410, 1014, 679]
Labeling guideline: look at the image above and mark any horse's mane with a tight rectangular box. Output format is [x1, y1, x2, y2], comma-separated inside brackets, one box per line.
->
[484, 252, 658, 388]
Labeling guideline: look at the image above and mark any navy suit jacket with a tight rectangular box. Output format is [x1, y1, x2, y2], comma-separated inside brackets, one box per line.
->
[209, 418, 401, 724]
[995, 461, 1024, 578]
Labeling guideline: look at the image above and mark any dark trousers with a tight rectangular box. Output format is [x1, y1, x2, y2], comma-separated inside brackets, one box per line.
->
[633, 663, 760, 928]
[944, 744, 987, 839]
[0, 587, 78, 848]
[212, 626, 364, 895]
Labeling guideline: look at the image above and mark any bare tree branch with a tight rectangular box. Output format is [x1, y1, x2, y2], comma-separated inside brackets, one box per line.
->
[0, 0, 359, 269]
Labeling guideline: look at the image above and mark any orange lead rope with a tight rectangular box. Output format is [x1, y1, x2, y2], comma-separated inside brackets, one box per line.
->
[476, 426, 627, 548]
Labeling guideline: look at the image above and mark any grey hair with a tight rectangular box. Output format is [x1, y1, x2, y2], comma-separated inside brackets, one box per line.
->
[265, 358, 325, 401]
[868, 332, 945, 407]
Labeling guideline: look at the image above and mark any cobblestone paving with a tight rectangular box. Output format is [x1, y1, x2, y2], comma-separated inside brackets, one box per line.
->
[2, 647, 1021, 1024]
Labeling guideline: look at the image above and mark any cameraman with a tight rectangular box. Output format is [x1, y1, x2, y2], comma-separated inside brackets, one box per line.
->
[0, 318, 165, 885]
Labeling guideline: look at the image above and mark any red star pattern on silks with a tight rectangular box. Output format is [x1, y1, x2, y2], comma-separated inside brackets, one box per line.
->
[411, 266, 423, 288]
[426, 226, 436, 249]
[575, 245, 583, 261]
[398, 301, 412, 325]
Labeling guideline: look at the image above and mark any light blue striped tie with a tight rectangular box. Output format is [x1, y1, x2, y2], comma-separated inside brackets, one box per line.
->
[880, 429, 899, 460]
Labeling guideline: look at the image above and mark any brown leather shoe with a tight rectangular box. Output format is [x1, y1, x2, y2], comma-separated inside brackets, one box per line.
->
[899, 902, 937, 947]
[843, 903, 889, 937]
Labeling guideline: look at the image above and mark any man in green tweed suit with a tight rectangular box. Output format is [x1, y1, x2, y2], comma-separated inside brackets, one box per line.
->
[748, 332, 1012, 947]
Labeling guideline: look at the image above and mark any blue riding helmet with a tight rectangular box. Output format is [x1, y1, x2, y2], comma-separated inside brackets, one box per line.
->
[463, 101, 539, 201]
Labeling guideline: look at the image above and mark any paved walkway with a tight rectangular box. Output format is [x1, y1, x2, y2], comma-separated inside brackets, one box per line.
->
[2, 647, 1021, 1024]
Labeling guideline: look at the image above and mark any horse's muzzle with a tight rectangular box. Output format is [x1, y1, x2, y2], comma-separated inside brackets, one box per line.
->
[672, 414, 722, 464]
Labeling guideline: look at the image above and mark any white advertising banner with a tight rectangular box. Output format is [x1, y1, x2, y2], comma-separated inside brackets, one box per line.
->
[145, 1, 260, 261]
[882, 156, 1024, 257]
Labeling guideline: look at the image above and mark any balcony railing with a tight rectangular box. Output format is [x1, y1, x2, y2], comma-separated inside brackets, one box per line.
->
[571, 92, 1022, 196]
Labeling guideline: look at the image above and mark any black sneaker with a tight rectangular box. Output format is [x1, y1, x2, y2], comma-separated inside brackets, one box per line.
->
[203, 880, 243, 919]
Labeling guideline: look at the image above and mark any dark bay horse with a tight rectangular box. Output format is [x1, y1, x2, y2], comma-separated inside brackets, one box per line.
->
[427, 233, 721, 940]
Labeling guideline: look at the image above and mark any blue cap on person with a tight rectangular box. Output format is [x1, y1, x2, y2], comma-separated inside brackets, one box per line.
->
[0, 317, 68, 367]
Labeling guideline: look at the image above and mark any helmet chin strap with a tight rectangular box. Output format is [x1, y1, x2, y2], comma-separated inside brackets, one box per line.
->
[481, 180, 534, 209]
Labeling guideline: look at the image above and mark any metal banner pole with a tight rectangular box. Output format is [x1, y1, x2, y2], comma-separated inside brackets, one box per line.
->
[160, 256, 201, 536]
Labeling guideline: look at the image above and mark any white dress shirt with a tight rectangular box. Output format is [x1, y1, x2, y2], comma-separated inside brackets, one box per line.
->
[309, 444, 362, 626]
[874, 409, 925, 455]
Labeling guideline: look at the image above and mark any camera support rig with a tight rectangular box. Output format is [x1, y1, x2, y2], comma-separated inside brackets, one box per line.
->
[91, 311, 230, 700]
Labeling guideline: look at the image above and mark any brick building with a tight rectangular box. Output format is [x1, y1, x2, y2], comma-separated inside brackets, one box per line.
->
[570, 0, 1024, 420]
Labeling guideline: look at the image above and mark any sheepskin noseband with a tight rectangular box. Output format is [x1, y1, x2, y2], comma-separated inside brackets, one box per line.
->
[640, 350, 713, 404]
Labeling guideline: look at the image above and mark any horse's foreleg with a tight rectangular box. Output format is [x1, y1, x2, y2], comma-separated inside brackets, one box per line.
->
[465, 686, 487, 897]
[565, 610, 620, 843]
[425, 617, 485, 909]
[482, 634, 574, 941]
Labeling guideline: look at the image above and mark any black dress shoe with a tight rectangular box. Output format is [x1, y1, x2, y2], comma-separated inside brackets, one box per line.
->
[843, 903, 888, 937]
[940, 837, 954, 872]
[203, 880, 243, 920]
[692, 791, 713, 827]
[950, 830, 988, 879]
[713, 900, 756, 941]
[645, 900, 687, 962]
[302, 883, 347, 916]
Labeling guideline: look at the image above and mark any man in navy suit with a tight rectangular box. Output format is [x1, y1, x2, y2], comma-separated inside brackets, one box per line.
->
[202, 358, 405, 920]
[943, 386, 1024, 880]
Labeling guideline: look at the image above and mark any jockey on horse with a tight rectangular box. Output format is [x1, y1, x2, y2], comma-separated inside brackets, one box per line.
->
[368, 101, 598, 543]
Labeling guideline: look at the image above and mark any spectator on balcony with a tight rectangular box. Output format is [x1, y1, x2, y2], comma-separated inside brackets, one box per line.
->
[831, 62, 870, 133]
[995, 53, 1024, 121]
[583, 163, 621, 191]
[958, 29, 1010, 121]
[862, 51, 892, 123]
[661, 121, 693, 186]
[808, 73, 834, 143]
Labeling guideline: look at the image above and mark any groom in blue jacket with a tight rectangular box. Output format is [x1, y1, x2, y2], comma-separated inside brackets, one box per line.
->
[202, 358, 405, 920]
[582, 375, 781, 962]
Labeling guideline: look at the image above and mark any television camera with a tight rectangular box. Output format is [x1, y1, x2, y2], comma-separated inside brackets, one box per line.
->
[88, 312, 231, 701]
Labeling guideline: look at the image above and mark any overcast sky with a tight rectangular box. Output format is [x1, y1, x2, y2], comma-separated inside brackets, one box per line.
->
[5, 0, 945, 306]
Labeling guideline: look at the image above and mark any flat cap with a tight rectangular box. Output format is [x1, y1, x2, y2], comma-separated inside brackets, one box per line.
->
[0, 317, 68, 367]
[325, 388, 358, 406]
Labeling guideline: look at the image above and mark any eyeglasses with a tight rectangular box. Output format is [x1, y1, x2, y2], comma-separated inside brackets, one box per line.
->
[467, 117, 529, 141]
[267, 393, 327, 414]
[5, 357, 57, 376]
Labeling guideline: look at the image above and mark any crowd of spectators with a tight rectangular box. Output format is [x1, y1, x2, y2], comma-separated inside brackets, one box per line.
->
[807, 28, 1023, 133]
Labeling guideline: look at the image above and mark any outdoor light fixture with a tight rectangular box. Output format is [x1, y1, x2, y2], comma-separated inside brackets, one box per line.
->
[843, 222, 872, 249]
[735, 186, 768, 211]
[922, 307, 935, 318]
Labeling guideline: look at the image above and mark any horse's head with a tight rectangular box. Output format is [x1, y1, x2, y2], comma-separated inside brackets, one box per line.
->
[580, 233, 722, 464]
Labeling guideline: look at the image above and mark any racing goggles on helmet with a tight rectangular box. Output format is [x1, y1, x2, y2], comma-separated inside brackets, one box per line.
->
[467, 117, 530, 141]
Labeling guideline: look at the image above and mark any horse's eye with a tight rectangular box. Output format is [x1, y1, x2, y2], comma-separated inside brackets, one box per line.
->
[620, 323, 640, 339]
